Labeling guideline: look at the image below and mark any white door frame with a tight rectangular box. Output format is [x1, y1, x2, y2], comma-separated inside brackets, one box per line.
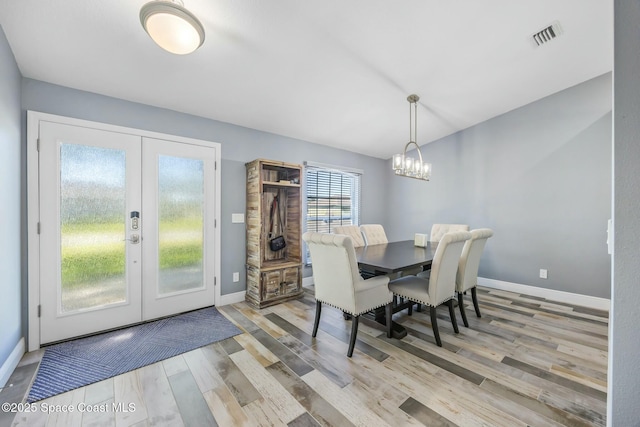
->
[27, 111, 222, 351]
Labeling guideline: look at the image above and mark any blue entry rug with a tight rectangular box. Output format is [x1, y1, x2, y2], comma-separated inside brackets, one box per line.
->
[27, 306, 242, 402]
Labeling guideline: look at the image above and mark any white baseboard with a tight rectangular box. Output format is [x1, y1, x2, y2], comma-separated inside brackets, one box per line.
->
[478, 277, 610, 312]
[218, 290, 246, 306]
[303, 276, 314, 287]
[0, 337, 25, 389]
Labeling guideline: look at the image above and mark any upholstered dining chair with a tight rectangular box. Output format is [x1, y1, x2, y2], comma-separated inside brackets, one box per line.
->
[303, 232, 392, 357]
[389, 231, 471, 347]
[403, 224, 469, 314]
[333, 225, 365, 247]
[333, 224, 376, 280]
[430, 223, 470, 242]
[456, 228, 494, 327]
[360, 224, 388, 245]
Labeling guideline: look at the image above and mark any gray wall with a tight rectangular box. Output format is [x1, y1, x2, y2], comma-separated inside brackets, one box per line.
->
[609, 0, 640, 424]
[386, 73, 612, 299]
[0, 26, 22, 382]
[20, 78, 389, 298]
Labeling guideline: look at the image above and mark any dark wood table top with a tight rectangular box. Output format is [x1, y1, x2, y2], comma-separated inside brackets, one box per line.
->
[355, 240, 437, 274]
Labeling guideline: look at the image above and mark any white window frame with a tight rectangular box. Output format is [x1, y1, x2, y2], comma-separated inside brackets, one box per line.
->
[303, 161, 362, 264]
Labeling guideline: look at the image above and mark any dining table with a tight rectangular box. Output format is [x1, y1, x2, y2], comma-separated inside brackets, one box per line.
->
[355, 239, 437, 275]
[354, 239, 438, 338]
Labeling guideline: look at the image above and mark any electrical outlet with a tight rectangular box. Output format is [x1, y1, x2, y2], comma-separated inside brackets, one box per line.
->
[233, 272, 240, 282]
[539, 269, 548, 279]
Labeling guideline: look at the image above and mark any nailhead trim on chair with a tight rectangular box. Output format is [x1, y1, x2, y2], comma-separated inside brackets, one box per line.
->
[315, 299, 391, 316]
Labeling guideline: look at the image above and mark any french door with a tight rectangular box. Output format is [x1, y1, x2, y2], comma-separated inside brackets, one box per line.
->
[38, 121, 216, 344]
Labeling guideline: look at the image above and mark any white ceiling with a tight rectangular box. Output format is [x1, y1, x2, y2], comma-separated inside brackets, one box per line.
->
[0, 1, 612, 159]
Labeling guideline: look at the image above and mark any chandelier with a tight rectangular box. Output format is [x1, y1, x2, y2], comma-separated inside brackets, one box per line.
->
[392, 94, 431, 181]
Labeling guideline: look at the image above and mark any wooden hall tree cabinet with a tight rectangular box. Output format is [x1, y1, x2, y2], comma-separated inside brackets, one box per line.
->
[245, 159, 303, 308]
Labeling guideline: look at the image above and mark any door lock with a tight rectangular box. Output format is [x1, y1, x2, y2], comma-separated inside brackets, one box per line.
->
[130, 211, 140, 230]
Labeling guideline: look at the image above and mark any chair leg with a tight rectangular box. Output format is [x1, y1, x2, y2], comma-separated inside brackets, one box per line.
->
[385, 303, 392, 338]
[408, 301, 413, 316]
[429, 306, 442, 347]
[471, 287, 482, 318]
[347, 315, 359, 357]
[312, 300, 322, 337]
[447, 300, 459, 334]
[458, 292, 469, 327]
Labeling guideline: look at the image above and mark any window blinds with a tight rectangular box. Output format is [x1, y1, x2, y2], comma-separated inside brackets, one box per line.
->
[305, 163, 361, 234]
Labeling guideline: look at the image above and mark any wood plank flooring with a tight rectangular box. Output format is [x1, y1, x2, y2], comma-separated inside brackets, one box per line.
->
[6, 286, 608, 427]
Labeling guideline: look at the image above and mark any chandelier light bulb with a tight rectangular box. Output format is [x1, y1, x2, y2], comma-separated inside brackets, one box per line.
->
[391, 95, 431, 181]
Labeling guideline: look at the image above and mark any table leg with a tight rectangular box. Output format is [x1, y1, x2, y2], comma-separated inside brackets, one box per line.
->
[368, 303, 410, 339]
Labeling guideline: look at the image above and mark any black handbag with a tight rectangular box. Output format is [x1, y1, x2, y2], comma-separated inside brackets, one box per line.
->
[269, 235, 286, 252]
[268, 194, 286, 252]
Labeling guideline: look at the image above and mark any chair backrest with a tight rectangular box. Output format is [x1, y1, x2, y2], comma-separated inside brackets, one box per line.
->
[457, 228, 493, 292]
[360, 224, 388, 245]
[303, 232, 362, 312]
[430, 223, 470, 242]
[333, 225, 365, 247]
[428, 231, 472, 306]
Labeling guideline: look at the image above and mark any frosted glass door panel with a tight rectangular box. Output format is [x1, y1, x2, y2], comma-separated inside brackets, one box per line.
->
[142, 137, 216, 320]
[39, 121, 142, 345]
[60, 144, 127, 312]
[158, 155, 205, 295]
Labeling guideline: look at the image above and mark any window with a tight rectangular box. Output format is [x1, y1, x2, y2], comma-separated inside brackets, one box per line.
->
[305, 162, 361, 263]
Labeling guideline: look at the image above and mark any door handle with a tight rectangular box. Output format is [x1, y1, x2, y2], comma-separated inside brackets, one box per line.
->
[124, 234, 140, 244]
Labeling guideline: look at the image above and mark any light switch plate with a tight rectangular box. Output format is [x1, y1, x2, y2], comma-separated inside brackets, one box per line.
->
[232, 213, 245, 223]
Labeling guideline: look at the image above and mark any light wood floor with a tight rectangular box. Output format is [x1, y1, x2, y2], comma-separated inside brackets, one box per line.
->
[8, 286, 608, 427]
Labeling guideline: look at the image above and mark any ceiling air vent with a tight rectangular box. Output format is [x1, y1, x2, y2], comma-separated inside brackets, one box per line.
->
[532, 22, 562, 46]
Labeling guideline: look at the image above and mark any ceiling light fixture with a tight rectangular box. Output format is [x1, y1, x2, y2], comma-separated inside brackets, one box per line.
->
[392, 94, 431, 181]
[140, 0, 205, 55]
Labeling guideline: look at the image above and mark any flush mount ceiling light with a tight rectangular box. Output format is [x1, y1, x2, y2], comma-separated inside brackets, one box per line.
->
[392, 95, 432, 181]
[140, 0, 205, 55]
